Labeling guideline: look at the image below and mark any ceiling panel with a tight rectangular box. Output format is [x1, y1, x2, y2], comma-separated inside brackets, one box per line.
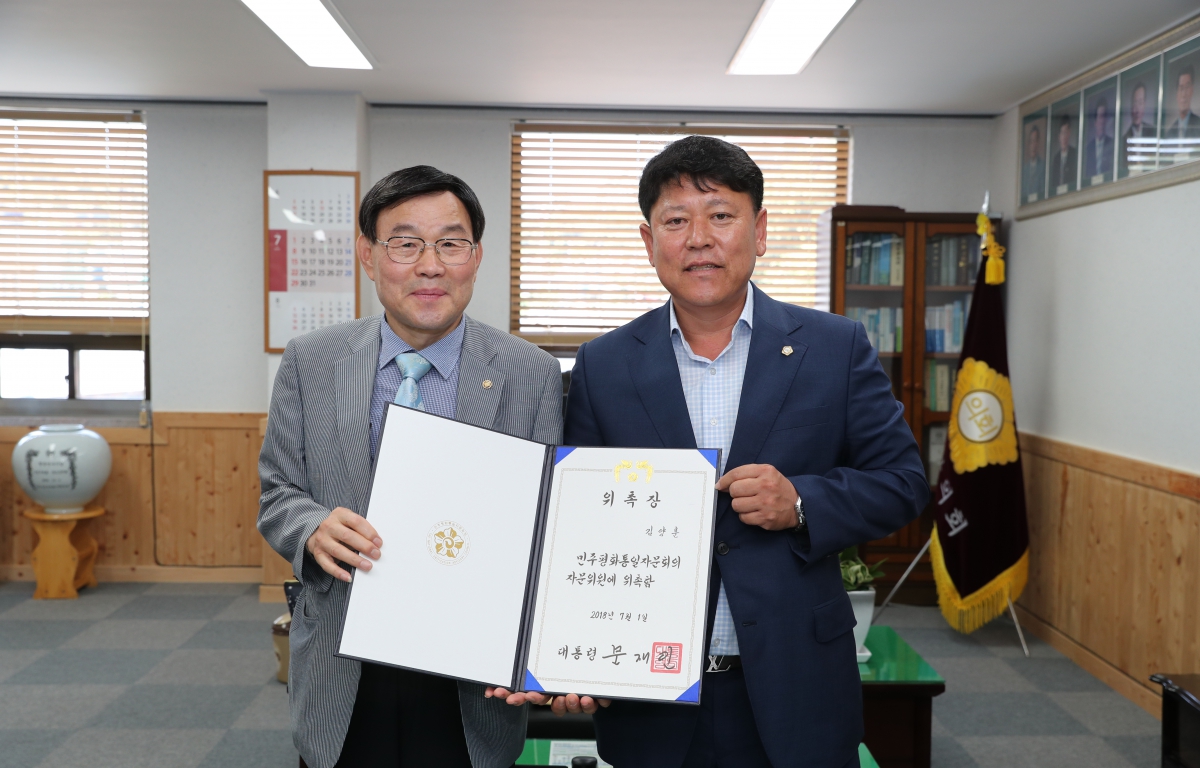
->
[0, 0, 1196, 113]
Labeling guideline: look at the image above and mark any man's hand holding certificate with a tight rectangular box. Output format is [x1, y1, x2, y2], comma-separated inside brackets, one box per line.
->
[337, 404, 719, 705]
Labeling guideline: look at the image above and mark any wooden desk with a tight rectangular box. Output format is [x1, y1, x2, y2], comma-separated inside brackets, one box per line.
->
[1151, 674, 1200, 768]
[22, 506, 105, 599]
[860, 625, 946, 768]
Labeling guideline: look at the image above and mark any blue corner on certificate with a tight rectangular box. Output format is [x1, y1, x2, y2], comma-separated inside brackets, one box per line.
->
[675, 680, 701, 703]
[697, 449, 718, 469]
[554, 446, 576, 464]
[524, 670, 545, 692]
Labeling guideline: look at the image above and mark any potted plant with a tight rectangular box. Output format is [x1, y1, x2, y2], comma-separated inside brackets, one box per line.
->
[840, 546, 883, 662]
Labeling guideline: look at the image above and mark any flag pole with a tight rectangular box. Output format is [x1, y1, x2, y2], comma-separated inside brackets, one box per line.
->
[872, 535, 933, 623]
[1006, 594, 1031, 657]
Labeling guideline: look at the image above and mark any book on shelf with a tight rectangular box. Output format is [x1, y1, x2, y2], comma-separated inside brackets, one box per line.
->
[925, 234, 982, 286]
[847, 306, 902, 353]
[926, 425, 947, 483]
[846, 233, 904, 286]
[924, 360, 959, 412]
[923, 297, 972, 354]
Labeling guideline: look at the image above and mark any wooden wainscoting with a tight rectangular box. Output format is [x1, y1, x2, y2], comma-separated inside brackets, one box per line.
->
[1, 414, 269, 584]
[1017, 432, 1200, 717]
[152, 412, 264, 567]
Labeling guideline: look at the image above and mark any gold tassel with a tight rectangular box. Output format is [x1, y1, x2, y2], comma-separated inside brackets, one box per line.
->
[976, 213, 1006, 286]
[929, 528, 1028, 634]
[986, 255, 1005, 285]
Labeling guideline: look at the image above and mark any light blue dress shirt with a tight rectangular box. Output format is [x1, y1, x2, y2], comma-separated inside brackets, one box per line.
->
[369, 315, 465, 460]
[670, 287, 755, 656]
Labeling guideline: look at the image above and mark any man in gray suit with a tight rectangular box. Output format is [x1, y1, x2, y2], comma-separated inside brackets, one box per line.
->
[259, 166, 563, 768]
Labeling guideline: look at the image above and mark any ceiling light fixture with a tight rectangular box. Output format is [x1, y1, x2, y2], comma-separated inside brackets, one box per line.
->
[727, 0, 857, 76]
[239, 0, 372, 69]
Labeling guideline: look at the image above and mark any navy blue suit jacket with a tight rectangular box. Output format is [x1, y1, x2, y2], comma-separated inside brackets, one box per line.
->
[566, 285, 929, 768]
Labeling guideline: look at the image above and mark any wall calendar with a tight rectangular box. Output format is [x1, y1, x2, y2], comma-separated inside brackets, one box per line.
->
[264, 170, 361, 353]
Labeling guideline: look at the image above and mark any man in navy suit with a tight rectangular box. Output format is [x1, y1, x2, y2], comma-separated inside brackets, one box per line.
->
[508, 136, 928, 767]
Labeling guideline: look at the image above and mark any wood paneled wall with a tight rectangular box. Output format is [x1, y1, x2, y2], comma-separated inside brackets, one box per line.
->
[0, 413, 271, 584]
[152, 413, 263, 566]
[1017, 432, 1200, 716]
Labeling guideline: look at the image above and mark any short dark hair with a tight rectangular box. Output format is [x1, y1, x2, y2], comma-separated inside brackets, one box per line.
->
[637, 136, 764, 221]
[1132, 80, 1147, 98]
[358, 165, 485, 242]
[1179, 64, 1194, 86]
[1093, 96, 1108, 115]
[1029, 124, 1041, 139]
[1058, 116, 1072, 133]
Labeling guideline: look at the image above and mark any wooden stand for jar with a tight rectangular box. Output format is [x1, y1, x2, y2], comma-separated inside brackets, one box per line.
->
[22, 506, 105, 599]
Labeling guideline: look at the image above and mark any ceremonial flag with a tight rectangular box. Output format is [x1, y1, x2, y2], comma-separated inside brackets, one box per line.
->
[928, 203, 1029, 633]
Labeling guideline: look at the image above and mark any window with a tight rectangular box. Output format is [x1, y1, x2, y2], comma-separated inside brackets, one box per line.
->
[0, 336, 147, 402]
[0, 109, 148, 404]
[511, 125, 849, 345]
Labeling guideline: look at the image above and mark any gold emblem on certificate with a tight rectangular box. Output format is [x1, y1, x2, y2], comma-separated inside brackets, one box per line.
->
[427, 521, 470, 565]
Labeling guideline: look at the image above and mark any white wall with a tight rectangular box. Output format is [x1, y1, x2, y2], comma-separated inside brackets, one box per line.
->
[851, 118, 997, 212]
[148, 104, 269, 412]
[368, 109, 514, 332]
[996, 107, 1200, 473]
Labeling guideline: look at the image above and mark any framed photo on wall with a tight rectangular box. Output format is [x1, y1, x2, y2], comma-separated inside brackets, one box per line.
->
[1161, 37, 1200, 168]
[1017, 18, 1200, 218]
[1021, 109, 1049, 204]
[1048, 93, 1082, 197]
[1081, 77, 1117, 188]
[263, 170, 361, 354]
[1118, 56, 1162, 178]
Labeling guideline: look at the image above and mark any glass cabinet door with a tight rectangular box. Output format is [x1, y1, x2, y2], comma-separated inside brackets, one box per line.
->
[835, 222, 914, 420]
[916, 223, 981, 485]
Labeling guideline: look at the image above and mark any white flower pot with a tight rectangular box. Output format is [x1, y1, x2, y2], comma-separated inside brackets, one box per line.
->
[12, 424, 112, 513]
[848, 586, 876, 663]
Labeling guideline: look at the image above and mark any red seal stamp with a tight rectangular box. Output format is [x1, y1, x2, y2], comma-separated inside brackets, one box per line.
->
[650, 642, 683, 673]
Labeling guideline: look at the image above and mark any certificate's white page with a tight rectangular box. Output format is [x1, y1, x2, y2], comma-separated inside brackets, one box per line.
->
[338, 405, 548, 686]
[525, 447, 718, 703]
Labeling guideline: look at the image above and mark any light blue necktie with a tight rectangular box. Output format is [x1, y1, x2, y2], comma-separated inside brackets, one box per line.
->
[393, 352, 432, 411]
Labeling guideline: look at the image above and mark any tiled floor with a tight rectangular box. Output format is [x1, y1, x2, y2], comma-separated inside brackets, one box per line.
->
[0, 582, 1163, 768]
[882, 604, 1161, 768]
[0, 581, 294, 768]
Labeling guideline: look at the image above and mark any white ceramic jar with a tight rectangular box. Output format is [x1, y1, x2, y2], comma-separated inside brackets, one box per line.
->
[11, 424, 112, 513]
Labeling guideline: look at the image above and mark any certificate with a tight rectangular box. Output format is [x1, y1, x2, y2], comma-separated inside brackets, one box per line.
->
[337, 404, 719, 704]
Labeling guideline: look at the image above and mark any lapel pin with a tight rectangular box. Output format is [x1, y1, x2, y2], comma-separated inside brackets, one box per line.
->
[782, 346, 793, 356]
[482, 379, 493, 389]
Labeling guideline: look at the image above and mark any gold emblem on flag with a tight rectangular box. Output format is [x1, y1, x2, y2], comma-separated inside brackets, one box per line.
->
[427, 521, 471, 565]
[948, 357, 1018, 474]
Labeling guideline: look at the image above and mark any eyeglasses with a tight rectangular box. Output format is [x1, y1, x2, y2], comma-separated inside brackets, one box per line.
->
[376, 236, 476, 265]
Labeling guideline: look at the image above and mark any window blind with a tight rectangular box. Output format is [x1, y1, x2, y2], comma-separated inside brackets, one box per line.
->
[0, 110, 148, 333]
[511, 125, 849, 345]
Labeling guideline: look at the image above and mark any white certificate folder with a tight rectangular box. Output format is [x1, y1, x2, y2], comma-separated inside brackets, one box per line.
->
[337, 404, 719, 704]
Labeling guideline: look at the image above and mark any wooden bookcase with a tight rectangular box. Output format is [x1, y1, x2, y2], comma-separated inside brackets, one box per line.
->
[818, 205, 998, 604]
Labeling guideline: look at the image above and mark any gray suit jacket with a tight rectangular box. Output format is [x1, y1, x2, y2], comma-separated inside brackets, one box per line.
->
[258, 314, 563, 768]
